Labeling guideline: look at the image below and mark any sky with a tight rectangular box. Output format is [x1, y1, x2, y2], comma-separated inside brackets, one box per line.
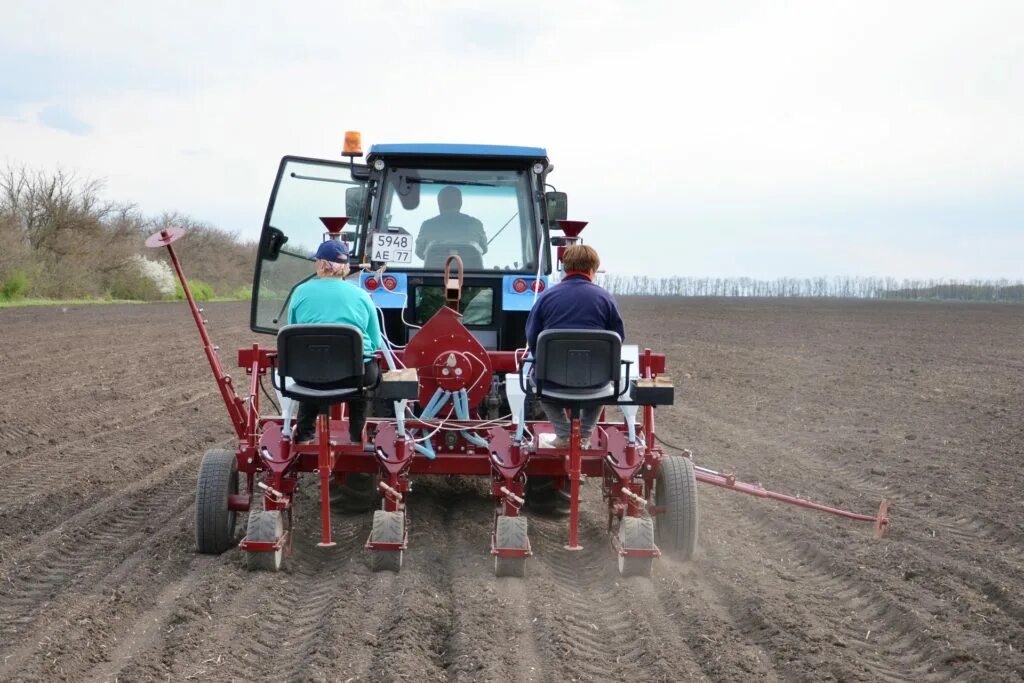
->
[1, 0, 1022, 280]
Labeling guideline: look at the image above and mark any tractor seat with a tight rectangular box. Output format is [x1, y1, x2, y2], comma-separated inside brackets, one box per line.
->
[273, 324, 367, 402]
[540, 382, 616, 402]
[273, 376, 360, 400]
[532, 329, 622, 405]
[424, 242, 484, 270]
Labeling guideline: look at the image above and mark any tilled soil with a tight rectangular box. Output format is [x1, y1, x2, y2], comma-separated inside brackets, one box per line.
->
[0, 298, 1021, 682]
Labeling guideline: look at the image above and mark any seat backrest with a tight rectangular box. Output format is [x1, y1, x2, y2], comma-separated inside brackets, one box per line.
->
[424, 242, 483, 270]
[535, 329, 621, 390]
[277, 324, 364, 389]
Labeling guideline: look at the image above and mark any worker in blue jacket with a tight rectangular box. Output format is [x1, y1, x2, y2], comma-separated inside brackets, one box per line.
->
[288, 240, 383, 443]
[526, 244, 625, 449]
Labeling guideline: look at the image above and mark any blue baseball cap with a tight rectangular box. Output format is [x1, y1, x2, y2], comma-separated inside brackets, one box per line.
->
[314, 240, 350, 263]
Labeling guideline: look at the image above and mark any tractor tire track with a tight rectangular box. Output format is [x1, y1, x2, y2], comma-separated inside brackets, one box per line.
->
[3, 299, 1024, 680]
[207, 486, 372, 683]
[647, 560, 782, 681]
[714, 522, 958, 682]
[523, 504, 709, 682]
[359, 485, 458, 682]
[432, 482, 548, 682]
[0, 390, 219, 515]
[0, 457, 198, 680]
[679, 403, 1024, 571]
[696, 405, 1024, 651]
[670, 409, 1010, 679]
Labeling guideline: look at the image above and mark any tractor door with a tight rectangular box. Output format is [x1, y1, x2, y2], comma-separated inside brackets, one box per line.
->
[250, 156, 369, 334]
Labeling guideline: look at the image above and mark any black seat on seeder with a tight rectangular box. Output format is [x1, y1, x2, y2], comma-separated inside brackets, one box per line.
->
[532, 329, 623, 405]
[273, 324, 367, 404]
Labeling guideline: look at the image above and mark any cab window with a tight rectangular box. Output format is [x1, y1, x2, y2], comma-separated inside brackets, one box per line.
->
[251, 158, 367, 333]
[371, 167, 537, 272]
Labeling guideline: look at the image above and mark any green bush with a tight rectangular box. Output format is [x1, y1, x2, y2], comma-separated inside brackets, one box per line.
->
[1, 272, 29, 300]
[106, 268, 162, 301]
[175, 279, 215, 302]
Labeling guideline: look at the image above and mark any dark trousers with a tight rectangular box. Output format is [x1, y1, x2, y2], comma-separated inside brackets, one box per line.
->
[296, 361, 380, 442]
[540, 401, 601, 439]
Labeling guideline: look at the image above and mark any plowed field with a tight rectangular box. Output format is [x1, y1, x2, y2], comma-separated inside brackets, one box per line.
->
[1, 299, 1022, 682]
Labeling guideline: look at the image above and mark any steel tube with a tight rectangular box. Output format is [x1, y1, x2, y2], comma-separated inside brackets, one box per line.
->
[695, 470, 881, 523]
[316, 413, 336, 547]
[565, 416, 583, 551]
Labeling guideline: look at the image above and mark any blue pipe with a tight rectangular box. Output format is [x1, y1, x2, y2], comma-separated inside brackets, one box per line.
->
[420, 388, 445, 419]
[455, 388, 490, 448]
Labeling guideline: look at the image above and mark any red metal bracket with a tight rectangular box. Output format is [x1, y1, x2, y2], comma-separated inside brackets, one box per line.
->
[239, 531, 288, 553]
[366, 528, 409, 552]
[609, 528, 662, 558]
[565, 417, 584, 551]
[443, 255, 464, 310]
[874, 500, 890, 538]
[491, 534, 533, 558]
[316, 413, 336, 548]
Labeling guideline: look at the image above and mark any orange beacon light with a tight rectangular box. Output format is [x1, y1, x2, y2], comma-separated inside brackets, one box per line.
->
[343, 131, 363, 157]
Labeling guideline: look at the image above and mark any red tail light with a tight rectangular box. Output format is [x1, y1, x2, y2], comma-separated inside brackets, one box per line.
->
[383, 276, 398, 291]
[364, 277, 379, 291]
[513, 278, 528, 293]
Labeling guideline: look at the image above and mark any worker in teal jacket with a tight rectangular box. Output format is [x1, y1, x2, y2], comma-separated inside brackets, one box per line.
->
[288, 240, 383, 443]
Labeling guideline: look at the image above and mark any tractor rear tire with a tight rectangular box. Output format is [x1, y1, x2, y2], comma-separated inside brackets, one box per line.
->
[245, 510, 284, 572]
[195, 448, 239, 555]
[370, 510, 404, 573]
[617, 516, 655, 577]
[494, 515, 528, 578]
[333, 473, 379, 513]
[655, 454, 699, 560]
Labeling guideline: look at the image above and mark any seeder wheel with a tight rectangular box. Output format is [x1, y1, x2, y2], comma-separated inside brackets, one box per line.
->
[195, 449, 239, 554]
[655, 454, 699, 560]
[370, 510, 404, 572]
[494, 515, 529, 578]
[245, 511, 284, 571]
[617, 517, 655, 577]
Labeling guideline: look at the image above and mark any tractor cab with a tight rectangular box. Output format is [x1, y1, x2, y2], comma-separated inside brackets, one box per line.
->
[251, 141, 568, 352]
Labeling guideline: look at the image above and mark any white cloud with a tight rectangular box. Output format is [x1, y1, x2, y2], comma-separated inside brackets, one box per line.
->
[1, 0, 1022, 277]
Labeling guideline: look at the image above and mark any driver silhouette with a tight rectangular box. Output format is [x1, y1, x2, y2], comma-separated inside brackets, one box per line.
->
[415, 186, 487, 267]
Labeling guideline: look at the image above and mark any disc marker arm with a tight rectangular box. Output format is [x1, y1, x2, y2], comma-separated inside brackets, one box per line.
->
[147, 228, 248, 439]
[692, 462, 890, 537]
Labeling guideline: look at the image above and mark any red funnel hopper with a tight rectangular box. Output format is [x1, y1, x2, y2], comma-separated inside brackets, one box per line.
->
[556, 220, 588, 238]
[319, 216, 350, 235]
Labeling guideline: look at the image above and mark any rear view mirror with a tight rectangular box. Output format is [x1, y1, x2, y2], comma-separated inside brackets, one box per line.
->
[346, 187, 367, 223]
[545, 191, 567, 222]
[395, 171, 421, 210]
[260, 227, 288, 261]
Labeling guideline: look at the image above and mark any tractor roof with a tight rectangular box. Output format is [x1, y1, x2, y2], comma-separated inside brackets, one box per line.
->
[368, 143, 547, 160]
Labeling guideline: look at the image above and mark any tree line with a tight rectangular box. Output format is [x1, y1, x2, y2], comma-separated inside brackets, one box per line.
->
[596, 275, 1024, 302]
[0, 166, 254, 301]
[2, 165, 1018, 304]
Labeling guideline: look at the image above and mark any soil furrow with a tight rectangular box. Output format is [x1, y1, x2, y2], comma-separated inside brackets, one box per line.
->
[524, 508, 707, 682]
[0, 473, 197, 680]
[3, 299, 1022, 680]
